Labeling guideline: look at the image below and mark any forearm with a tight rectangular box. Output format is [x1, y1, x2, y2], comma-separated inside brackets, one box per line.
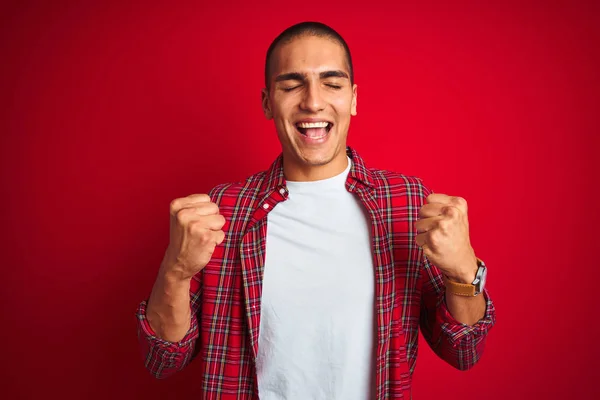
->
[445, 291, 486, 326]
[146, 263, 193, 342]
[136, 264, 200, 379]
[444, 256, 485, 325]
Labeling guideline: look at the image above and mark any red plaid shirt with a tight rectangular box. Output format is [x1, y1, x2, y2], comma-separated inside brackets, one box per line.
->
[136, 146, 496, 399]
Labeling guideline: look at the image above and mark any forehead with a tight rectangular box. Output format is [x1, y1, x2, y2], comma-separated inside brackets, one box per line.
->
[271, 35, 349, 75]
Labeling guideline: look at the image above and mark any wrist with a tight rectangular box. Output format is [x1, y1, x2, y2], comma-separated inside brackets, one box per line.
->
[160, 252, 195, 283]
[443, 257, 487, 298]
[160, 266, 193, 287]
[446, 256, 479, 284]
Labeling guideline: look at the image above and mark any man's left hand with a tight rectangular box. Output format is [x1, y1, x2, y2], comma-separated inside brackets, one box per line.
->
[415, 194, 478, 283]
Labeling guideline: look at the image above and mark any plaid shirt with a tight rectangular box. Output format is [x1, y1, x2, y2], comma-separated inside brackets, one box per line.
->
[136, 146, 496, 399]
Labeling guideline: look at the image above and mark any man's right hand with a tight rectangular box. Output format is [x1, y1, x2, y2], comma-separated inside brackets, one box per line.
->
[145, 193, 225, 342]
[162, 193, 226, 281]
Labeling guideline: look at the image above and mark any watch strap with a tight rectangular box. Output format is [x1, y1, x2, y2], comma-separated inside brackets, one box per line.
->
[443, 258, 485, 297]
[443, 275, 477, 297]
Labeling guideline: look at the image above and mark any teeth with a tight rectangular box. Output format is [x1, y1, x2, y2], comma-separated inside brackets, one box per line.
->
[297, 121, 329, 128]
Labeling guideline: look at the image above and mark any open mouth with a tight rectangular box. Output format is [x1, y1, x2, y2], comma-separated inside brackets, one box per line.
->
[295, 121, 333, 139]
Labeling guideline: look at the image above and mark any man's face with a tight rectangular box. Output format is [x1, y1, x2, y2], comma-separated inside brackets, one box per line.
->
[262, 35, 357, 179]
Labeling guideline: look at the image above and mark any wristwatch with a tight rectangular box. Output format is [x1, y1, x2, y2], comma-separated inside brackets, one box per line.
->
[443, 258, 487, 297]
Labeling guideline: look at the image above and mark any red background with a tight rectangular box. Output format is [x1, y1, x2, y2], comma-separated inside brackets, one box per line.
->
[1, 1, 599, 399]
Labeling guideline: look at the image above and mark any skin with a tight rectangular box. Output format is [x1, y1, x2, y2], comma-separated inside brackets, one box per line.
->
[146, 35, 485, 343]
[416, 194, 486, 325]
[261, 35, 357, 182]
[146, 194, 225, 342]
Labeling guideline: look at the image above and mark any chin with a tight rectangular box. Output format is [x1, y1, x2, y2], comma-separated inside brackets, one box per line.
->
[298, 148, 338, 166]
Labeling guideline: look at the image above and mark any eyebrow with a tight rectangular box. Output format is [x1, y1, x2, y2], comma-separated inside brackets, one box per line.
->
[274, 70, 349, 83]
[320, 70, 349, 80]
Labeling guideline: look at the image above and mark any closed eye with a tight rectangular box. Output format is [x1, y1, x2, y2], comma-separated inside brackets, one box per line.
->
[282, 86, 301, 92]
[326, 84, 342, 89]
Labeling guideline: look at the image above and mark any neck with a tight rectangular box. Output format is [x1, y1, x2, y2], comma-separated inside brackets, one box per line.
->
[283, 150, 349, 182]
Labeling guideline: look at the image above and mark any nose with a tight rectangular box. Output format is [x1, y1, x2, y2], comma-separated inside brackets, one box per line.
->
[299, 81, 325, 112]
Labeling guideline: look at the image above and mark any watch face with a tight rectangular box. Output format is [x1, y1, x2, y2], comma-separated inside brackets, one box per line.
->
[478, 267, 487, 293]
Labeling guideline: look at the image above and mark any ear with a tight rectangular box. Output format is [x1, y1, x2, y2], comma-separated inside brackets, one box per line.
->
[261, 88, 273, 120]
[351, 84, 358, 116]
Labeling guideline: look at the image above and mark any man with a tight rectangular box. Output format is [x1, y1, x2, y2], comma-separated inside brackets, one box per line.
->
[136, 21, 496, 400]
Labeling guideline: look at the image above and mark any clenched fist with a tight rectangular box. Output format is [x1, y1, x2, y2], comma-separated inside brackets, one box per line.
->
[162, 193, 226, 280]
[415, 194, 478, 283]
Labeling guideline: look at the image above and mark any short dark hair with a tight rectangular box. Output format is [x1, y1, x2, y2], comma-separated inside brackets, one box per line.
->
[264, 21, 354, 89]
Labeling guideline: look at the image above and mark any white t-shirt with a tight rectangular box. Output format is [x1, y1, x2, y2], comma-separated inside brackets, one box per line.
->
[257, 157, 376, 400]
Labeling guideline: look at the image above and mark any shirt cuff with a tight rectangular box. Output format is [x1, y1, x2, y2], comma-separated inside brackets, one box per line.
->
[136, 300, 199, 352]
[437, 288, 496, 348]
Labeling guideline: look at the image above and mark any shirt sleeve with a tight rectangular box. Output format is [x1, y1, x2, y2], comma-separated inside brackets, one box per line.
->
[135, 299, 200, 379]
[136, 266, 206, 379]
[418, 254, 496, 370]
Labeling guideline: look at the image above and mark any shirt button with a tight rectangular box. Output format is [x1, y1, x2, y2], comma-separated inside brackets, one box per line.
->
[263, 203, 269, 210]
[279, 188, 286, 195]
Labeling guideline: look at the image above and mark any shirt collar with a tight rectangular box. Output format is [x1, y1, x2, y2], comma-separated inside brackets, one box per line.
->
[259, 146, 375, 196]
